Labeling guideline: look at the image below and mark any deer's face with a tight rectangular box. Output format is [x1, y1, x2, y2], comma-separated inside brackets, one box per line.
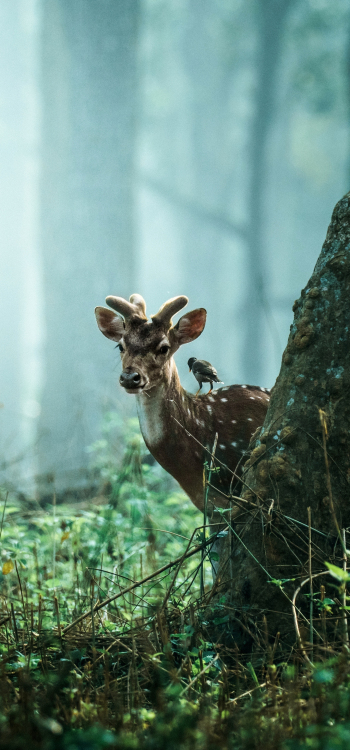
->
[95, 294, 206, 394]
[118, 319, 175, 393]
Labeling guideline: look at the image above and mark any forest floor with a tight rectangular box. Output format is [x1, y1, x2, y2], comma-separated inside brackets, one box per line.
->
[1, 415, 350, 749]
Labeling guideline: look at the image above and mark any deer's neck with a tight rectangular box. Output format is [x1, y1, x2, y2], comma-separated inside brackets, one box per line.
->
[136, 360, 205, 506]
[136, 360, 185, 452]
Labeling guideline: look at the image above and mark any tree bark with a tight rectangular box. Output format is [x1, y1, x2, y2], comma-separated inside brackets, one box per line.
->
[211, 191, 350, 654]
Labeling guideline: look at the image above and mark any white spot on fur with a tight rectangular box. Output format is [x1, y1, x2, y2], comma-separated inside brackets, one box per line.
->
[187, 409, 191, 416]
[247, 418, 253, 421]
[208, 396, 215, 403]
[218, 419, 223, 423]
[241, 385, 247, 388]
[222, 387, 229, 391]
[221, 398, 228, 402]
[231, 419, 237, 424]
[219, 444, 226, 450]
[231, 441, 237, 447]
[250, 397, 255, 400]
[207, 405, 212, 412]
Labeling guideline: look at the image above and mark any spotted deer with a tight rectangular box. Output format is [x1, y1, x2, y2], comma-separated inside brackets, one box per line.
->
[95, 294, 270, 520]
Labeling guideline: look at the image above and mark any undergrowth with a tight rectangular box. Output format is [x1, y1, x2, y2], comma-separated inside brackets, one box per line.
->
[0, 416, 350, 748]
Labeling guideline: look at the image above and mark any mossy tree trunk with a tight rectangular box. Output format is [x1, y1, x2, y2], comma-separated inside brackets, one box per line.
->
[211, 192, 350, 654]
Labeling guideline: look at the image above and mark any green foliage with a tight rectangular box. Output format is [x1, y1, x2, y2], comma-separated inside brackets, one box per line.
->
[325, 561, 350, 583]
[1, 415, 350, 748]
[0, 417, 208, 631]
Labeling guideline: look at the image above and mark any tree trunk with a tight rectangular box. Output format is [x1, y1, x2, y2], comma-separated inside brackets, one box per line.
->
[244, 0, 294, 383]
[211, 191, 350, 656]
[0, 1, 41, 487]
[37, 0, 139, 494]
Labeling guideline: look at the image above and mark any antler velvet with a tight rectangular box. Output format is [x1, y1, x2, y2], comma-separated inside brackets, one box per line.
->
[152, 296, 188, 326]
[106, 294, 147, 320]
[105, 293, 188, 326]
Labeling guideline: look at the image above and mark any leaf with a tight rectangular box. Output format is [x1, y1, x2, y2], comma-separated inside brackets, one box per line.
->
[269, 579, 283, 587]
[269, 577, 296, 586]
[2, 560, 14, 575]
[325, 562, 350, 582]
[209, 552, 219, 561]
[61, 531, 70, 543]
[246, 661, 259, 686]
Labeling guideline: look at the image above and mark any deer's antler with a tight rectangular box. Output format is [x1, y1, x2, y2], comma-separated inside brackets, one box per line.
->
[106, 294, 147, 320]
[152, 296, 188, 326]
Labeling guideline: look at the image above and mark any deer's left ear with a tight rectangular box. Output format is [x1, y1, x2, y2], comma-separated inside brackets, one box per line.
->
[172, 308, 207, 344]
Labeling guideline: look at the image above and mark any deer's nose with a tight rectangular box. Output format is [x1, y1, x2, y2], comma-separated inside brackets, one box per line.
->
[120, 371, 141, 388]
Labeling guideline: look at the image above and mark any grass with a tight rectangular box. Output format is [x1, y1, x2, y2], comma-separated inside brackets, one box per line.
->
[0, 414, 350, 748]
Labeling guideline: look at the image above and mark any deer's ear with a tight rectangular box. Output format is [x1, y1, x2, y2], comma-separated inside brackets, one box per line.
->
[95, 307, 125, 341]
[172, 308, 207, 344]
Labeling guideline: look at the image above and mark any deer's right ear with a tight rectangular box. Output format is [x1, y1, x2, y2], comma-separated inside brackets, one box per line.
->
[95, 307, 125, 341]
[172, 308, 207, 344]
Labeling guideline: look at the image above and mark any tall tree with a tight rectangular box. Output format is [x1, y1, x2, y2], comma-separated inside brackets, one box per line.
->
[212, 191, 350, 653]
[244, 0, 294, 383]
[38, 0, 139, 493]
[180, 0, 248, 382]
[0, 1, 41, 487]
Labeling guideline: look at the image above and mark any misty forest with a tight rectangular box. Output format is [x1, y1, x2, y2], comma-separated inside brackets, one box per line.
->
[2, 1, 350, 748]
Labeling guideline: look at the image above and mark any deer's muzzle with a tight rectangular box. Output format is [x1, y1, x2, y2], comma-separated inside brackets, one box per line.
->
[119, 370, 146, 392]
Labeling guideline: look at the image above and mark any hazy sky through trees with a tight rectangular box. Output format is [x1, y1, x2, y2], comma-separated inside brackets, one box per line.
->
[1, 0, 349, 493]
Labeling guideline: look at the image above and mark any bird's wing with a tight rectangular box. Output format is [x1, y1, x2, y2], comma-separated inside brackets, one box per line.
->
[193, 360, 218, 379]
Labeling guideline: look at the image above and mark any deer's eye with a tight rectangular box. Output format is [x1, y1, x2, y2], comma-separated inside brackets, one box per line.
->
[158, 345, 170, 355]
[118, 343, 124, 353]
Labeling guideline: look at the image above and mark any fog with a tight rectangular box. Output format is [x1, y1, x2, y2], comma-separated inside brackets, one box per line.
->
[1, 0, 349, 494]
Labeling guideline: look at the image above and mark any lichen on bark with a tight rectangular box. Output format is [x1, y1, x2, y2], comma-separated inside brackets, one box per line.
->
[210, 191, 350, 652]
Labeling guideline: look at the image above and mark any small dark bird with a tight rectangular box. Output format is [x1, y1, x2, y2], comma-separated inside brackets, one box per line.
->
[188, 357, 223, 396]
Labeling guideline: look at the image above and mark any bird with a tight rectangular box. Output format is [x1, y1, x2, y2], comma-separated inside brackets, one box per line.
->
[188, 357, 223, 396]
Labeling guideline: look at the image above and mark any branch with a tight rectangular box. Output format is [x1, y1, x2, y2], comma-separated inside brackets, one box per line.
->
[62, 532, 221, 635]
[138, 173, 248, 241]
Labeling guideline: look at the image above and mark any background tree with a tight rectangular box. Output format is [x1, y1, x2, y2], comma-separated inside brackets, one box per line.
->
[244, 0, 294, 382]
[0, 1, 41, 487]
[37, 0, 139, 493]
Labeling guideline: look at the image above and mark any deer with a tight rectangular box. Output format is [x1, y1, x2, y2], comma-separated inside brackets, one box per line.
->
[95, 294, 270, 528]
